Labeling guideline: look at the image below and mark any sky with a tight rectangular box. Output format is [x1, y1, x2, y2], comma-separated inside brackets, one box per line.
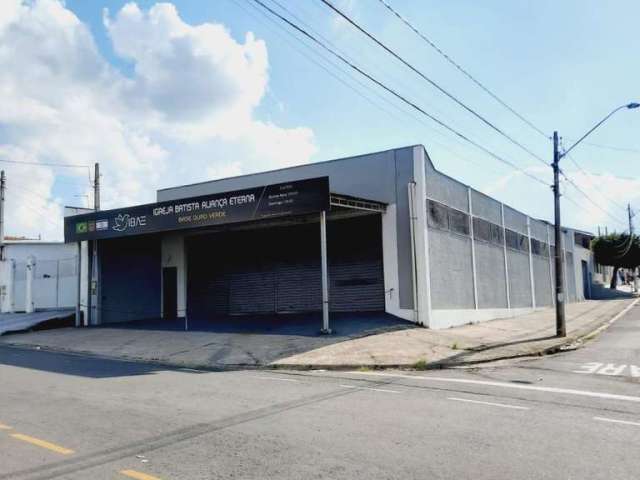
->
[0, 0, 639, 240]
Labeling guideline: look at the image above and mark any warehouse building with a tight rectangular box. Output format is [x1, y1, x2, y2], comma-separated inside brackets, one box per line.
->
[64, 145, 593, 330]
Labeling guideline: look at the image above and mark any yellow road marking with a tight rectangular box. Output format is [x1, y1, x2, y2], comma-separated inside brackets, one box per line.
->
[10, 433, 74, 455]
[120, 470, 163, 480]
[0, 423, 12, 430]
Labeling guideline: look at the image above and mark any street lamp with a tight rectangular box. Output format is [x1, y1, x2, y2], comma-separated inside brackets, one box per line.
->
[553, 102, 639, 337]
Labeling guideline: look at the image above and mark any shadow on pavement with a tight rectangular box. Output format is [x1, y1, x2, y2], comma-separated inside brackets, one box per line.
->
[0, 345, 176, 379]
[0, 312, 415, 377]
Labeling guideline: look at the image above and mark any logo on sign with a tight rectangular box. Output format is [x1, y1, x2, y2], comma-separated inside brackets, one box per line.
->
[75, 222, 88, 234]
[113, 213, 147, 232]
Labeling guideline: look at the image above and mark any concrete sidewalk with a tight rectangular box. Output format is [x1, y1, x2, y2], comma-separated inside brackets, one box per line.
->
[272, 298, 639, 369]
[0, 299, 635, 370]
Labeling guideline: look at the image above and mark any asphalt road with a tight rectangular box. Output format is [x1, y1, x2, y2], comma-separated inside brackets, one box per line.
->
[0, 304, 639, 480]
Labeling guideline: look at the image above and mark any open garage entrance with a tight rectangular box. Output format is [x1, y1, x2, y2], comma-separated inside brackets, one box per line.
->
[186, 213, 385, 322]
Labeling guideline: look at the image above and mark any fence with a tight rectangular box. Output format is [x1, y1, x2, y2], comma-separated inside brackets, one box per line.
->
[12, 257, 77, 311]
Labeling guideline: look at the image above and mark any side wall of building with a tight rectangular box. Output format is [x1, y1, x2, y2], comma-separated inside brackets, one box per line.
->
[422, 150, 586, 329]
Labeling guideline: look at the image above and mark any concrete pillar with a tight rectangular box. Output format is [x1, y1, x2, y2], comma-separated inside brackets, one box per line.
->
[468, 188, 479, 310]
[526, 217, 536, 308]
[320, 210, 331, 334]
[501, 204, 511, 310]
[0, 259, 14, 313]
[412, 147, 432, 327]
[25, 255, 35, 313]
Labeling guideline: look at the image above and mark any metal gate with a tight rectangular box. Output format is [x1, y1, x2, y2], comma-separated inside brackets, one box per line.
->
[186, 214, 384, 319]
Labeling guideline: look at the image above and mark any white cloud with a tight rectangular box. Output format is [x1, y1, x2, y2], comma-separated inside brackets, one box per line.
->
[561, 170, 640, 232]
[0, 1, 316, 240]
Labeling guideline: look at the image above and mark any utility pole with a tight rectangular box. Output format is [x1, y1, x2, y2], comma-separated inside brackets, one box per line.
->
[87, 163, 100, 326]
[94, 163, 100, 211]
[0, 171, 5, 261]
[551, 103, 639, 335]
[628, 203, 636, 292]
[553, 132, 566, 337]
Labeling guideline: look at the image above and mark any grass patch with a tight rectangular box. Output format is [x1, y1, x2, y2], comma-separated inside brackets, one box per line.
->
[412, 358, 429, 370]
[357, 366, 372, 372]
[451, 342, 459, 350]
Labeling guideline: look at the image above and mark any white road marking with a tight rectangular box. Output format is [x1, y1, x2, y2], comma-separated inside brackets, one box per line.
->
[573, 362, 640, 378]
[573, 362, 603, 374]
[448, 397, 529, 410]
[248, 375, 302, 383]
[594, 416, 640, 427]
[339, 384, 401, 394]
[351, 371, 640, 403]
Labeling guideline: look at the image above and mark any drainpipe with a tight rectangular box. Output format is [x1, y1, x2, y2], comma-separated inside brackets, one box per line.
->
[408, 182, 419, 324]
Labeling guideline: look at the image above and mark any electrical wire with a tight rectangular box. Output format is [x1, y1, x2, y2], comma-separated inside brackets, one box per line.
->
[375, 0, 549, 139]
[0, 158, 90, 169]
[560, 170, 627, 227]
[237, 0, 504, 175]
[250, 0, 549, 187]
[317, 0, 549, 168]
[564, 152, 628, 212]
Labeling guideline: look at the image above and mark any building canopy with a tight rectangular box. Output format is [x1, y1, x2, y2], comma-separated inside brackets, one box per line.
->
[64, 177, 330, 243]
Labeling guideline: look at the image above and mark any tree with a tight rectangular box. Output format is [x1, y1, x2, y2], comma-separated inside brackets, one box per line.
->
[591, 233, 640, 288]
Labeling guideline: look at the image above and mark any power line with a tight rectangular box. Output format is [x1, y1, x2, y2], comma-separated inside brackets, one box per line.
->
[559, 170, 627, 226]
[250, 0, 549, 187]
[564, 152, 628, 212]
[238, 0, 505, 175]
[563, 139, 640, 154]
[375, 0, 549, 139]
[317, 0, 549, 168]
[0, 158, 89, 169]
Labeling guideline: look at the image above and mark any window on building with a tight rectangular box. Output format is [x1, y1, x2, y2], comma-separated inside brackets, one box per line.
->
[449, 209, 470, 235]
[518, 233, 529, 252]
[490, 223, 504, 246]
[505, 229, 519, 250]
[531, 238, 543, 256]
[473, 217, 491, 242]
[427, 200, 449, 230]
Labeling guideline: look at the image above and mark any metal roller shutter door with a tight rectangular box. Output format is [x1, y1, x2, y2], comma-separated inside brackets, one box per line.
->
[187, 215, 384, 318]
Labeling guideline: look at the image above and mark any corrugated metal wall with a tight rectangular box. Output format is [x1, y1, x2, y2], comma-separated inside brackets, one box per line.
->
[186, 214, 384, 319]
[100, 235, 161, 323]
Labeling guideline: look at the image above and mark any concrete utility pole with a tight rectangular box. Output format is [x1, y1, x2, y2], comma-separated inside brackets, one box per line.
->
[94, 163, 100, 211]
[552, 132, 566, 337]
[628, 203, 637, 292]
[551, 102, 639, 337]
[87, 163, 100, 326]
[0, 170, 5, 261]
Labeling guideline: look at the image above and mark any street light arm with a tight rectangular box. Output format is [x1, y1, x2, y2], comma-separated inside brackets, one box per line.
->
[560, 104, 632, 158]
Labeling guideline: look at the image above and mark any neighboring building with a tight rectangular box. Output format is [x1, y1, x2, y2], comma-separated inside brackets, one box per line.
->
[0, 241, 78, 313]
[64, 145, 595, 329]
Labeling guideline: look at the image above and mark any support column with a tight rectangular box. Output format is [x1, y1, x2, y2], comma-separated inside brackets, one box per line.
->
[412, 147, 432, 327]
[468, 188, 479, 310]
[25, 256, 35, 313]
[501, 204, 511, 310]
[526, 217, 536, 309]
[320, 210, 331, 334]
[76, 242, 82, 327]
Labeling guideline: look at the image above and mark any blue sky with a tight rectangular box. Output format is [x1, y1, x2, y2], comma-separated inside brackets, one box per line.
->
[1, 0, 639, 238]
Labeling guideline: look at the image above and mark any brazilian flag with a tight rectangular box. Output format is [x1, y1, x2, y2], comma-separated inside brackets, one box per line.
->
[76, 222, 88, 234]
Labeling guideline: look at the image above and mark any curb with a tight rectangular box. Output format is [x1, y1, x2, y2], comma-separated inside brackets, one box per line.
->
[2, 298, 637, 373]
[271, 297, 640, 371]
